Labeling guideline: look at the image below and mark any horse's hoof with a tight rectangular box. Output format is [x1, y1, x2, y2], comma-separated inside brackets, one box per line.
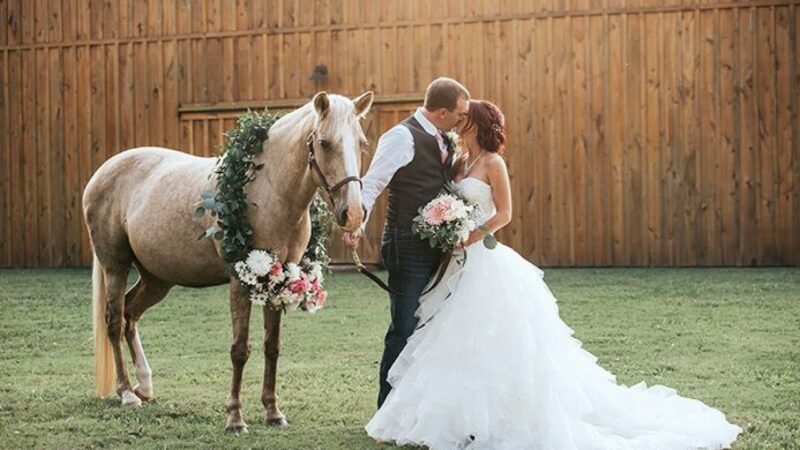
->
[120, 390, 142, 407]
[133, 385, 153, 402]
[266, 417, 289, 428]
[225, 425, 249, 435]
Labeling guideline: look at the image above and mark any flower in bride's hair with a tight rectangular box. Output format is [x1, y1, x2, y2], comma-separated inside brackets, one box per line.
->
[491, 123, 502, 134]
[246, 249, 274, 276]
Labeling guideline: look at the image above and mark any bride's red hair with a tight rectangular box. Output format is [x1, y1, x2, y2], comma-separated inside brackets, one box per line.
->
[463, 100, 506, 154]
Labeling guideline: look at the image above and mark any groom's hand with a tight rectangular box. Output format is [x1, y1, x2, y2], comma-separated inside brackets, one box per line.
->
[342, 229, 363, 249]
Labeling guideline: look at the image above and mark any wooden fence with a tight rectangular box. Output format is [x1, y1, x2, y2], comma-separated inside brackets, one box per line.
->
[1, 0, 798, 267]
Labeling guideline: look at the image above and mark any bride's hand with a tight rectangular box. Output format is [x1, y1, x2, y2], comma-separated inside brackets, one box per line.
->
[463, 229, 484, 248]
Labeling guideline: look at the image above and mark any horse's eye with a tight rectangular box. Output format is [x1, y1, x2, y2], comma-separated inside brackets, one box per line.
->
[318, 139, 331, 150]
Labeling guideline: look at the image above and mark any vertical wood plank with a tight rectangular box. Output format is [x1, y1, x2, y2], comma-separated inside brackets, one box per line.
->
[20, 0, 33, 44]
[0, 50, 8, 265]
[6, 0, 21, 46]
[62, 0, 76, 42]
[76, 45, 92, 264]
[8, 50, 23, 265]
[48, 0, 62, 42]
[700, 9, 719, 265]
[103, 0, 119, 39]
[572, 10, 589, 265]
[609, 13, 624, 265]
[774, 6, 792, 264]
[63, 45, 81, 265]
[163, 39, 180, 149]
[663, 11, 680, 265]
[719, 7, 739, 265]
[553, 15, 570, 265]
[645, 12, 663, 265]
[148, 41, 165, 145]
[134, 42, 149, 146]
[738, 7, 757, 265]
[680, 9, 699, 266]
[35, 48, 51, 266]
[626, 12, 645, 265]
[756, 7, 777, 263]
[22, 50, 38, 265]
[49, 47, 66, 266]
[792, 4, 800, 265]
[34, 0, 48, 43]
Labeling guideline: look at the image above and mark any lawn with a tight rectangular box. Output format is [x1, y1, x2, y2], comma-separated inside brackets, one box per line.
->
[0, 267, 798, 449]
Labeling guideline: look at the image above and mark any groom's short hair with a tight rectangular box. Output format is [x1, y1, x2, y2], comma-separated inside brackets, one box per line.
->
[424, 77, 470, 112]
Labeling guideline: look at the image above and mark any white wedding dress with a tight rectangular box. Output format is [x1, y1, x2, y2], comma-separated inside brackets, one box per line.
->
[365, 177, 742, 450]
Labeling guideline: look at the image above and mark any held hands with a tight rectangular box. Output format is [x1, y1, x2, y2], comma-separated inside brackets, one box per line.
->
[342, 228, 363, 249]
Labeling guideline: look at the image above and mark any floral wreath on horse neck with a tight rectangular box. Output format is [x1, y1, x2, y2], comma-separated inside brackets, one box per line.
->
[194, 110, 335, 314]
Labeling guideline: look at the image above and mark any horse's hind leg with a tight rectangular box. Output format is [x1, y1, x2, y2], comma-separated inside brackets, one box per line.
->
[101, 263, 142, 406]
[124, 264, 173, 402]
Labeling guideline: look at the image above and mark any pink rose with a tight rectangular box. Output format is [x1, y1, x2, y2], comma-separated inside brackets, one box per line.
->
[270, 262, 283, 275]
[289, 279, 308, 294]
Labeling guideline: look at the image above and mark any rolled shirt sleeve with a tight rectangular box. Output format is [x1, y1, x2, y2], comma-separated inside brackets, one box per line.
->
[360, 125, 415, 231]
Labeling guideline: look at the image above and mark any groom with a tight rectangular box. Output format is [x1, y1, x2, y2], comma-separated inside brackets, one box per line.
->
[343, 77, 470, 406]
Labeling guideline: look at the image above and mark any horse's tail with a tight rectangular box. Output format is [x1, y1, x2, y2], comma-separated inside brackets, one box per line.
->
[92, 253, 116, 398]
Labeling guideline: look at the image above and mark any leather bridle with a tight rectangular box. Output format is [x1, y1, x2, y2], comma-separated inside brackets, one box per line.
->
[306, 132, 363, 196]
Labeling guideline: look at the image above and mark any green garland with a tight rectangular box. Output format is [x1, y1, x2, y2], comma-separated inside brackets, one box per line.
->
[196, 109, 333, 271]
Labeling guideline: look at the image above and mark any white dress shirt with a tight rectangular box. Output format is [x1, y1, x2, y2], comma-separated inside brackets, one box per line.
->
[360, 108, 450, 230]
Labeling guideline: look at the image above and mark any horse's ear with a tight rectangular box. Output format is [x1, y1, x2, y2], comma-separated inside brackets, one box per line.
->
[313, 91, 330, 118]
[353, 91, 374, 118]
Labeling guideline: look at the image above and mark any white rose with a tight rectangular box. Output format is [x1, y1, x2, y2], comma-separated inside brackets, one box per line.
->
[457, 227, 471, 243]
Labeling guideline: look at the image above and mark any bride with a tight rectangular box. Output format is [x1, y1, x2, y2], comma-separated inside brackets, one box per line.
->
[365, 100, 742, 450]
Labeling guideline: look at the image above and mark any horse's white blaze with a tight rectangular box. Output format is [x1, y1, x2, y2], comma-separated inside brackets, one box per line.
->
[340, 127, 361, 206]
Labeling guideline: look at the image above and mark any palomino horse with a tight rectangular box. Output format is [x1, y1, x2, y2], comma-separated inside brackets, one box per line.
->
[83, 91, 372, 431]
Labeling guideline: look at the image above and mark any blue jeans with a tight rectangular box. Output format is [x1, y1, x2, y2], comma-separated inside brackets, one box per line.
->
[378, 227, 443, 407]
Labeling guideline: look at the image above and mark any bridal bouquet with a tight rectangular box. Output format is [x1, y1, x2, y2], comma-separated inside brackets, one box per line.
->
[411, 184, 481, 252]
[233, 249, 327, 313]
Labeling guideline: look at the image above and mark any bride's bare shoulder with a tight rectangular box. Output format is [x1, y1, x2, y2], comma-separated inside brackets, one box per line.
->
[485, 153, 508, 172]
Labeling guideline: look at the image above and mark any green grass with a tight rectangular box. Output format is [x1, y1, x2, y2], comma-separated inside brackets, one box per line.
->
[0, 267, 798, 449]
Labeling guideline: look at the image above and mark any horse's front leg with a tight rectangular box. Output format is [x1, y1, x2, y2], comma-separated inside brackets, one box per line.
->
[262, 305, 288, 427]
[225, 279, 252, 433]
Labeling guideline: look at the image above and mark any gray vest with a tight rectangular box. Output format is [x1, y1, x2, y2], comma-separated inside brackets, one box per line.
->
[385, 116, 454, 230]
